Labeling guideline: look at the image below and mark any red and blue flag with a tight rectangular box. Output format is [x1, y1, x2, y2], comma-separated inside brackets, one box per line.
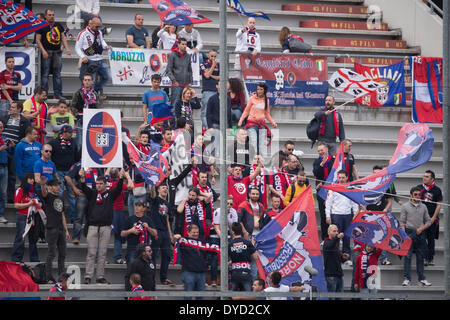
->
[321, 124, 434, 206]
[126, 138, 169, 187]
[410, 57, 443, 124]
[0, 0, 49, 45]
[317, 141, 344, 201]
[148, 0, 212, 26]
[345, 211, 411, 256]
[254, 186, 327, 295]
[227, 0, 270, 20]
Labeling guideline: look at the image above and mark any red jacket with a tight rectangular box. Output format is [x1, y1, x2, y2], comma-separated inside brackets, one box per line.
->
[354, 248, 382, 289]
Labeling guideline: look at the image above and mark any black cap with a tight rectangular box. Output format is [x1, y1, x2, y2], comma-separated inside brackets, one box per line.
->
[134, 199, 147, 208]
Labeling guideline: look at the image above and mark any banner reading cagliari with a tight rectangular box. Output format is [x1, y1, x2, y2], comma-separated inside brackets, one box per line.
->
[109, 47, 200, 87]
[240, 54, 329, 106]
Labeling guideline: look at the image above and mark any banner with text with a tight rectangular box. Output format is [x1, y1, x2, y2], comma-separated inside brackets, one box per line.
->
[0, 47, 35, 100]
[240, 54, 328, 106]
[109, 47, 200, 87]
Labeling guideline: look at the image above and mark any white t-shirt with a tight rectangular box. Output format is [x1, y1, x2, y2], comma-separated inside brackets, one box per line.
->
[213, 207, 238, 230]
[264, 285, 290, 300]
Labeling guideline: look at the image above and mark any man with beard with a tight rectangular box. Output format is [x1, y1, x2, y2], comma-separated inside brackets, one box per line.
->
[313, 96, 345, 155]
[175, 188, 210, 240]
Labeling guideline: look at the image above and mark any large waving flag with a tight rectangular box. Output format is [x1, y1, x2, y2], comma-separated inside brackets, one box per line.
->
[321, 124, 434, 206]
[0, 261, 39, 300]
[254, 186, 327, 295]
[0, 0, 49, 45]
[345, 211, 412, 256]
[410, 56, 443, 124]
[328, 68, 385, 99]
[148, 0, 212, 26]
[124, 135, 169, 187]
[354, 61, 406, 107]
[317, 141, 344, 201]
[227, 0, 270, 20]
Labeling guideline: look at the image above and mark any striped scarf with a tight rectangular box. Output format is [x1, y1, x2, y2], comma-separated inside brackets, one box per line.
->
[183, 200, 209, 239]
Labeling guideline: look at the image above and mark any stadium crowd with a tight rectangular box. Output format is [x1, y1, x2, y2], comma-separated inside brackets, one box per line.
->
[0, 1, 442, 299]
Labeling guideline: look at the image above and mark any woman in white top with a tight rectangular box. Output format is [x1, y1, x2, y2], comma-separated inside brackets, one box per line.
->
[157, 23, 177, 50]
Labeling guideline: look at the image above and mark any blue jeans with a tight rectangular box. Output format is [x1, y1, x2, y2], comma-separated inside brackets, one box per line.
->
[7, 150, 16, 202]
[404, 228, 427, 281]
[0, 100, 10, 121]
[201, 91, 216, 128]
[76, 119, 82, 153]
[79, 60, 110, 94]
[56, 170, 75, 222]
[182, 271, 205, 300]
[0, 166, 7, 218]
[170, 86, 184, 107]
[231, 271, 252, 292]
[248, 125, 267, 156]
[72, 194, 88, 241]
[11, 214, 39, 262]
[231, 108, 242, 125]
[41, 51, 62, 97]
[326, 276, 343, 299]
[151, 229, 172, 282]
[331, 214, 353, 257]
[112, 210, 126, 261]
[127, 193, 146, 216]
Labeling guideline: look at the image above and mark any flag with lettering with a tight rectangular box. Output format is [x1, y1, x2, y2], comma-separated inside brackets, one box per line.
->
[354, 61, 406, 107]
[410, 56, 443, 124]
[148, 0, 211, 26]
[254, 186, 327, 295]
[172, 237, 220, 265]
[0, 0, 49, 45]
[321, 123, 434, 206]
[345, 211, 412, 256]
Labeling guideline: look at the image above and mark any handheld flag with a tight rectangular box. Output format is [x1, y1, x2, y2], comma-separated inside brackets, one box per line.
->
[254, 186, 327, 294]
[410, 56, 443, 124]
[148, 0, 212, 26]
[0, 0, 49, 45]
[173, 237, 220, 265]
[345, 211, 412, 256]
[125, 135, 169, 187]
[328, 68, 385, 98]
[321, 123, 434, 205]
[354, 61, 406, 107]
[317, 141, 344, 201]
[227, 0, 270, 20]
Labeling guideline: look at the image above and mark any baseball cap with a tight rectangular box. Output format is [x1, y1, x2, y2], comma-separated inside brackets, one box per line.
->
[60, 125, 74, 133]
[134, 199, 147, 207]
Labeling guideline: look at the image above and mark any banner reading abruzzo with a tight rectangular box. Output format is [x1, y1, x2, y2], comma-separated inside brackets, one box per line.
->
[82, 109, 123, 168]
[109, 47, 200, 87]
[240, 53, 329, 106]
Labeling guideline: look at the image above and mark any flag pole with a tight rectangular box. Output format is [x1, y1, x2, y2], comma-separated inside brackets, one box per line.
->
[219, 0, 229, 298]
[442, 0, 450, 299]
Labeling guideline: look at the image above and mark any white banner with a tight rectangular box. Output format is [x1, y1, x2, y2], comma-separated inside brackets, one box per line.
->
[81, 109, 123, 169]
[0, 46, 35, 100]
[109, 47, 200, 87]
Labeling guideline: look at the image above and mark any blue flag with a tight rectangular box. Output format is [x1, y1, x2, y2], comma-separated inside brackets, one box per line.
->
[227, 0, 270, 20]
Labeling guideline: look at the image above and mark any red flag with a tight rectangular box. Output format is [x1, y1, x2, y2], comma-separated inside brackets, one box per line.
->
[148, 0, 212, 26]
[0, 261, 39, 296]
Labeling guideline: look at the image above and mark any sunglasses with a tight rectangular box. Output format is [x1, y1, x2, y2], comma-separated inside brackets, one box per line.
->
[44, 150, 52, 153]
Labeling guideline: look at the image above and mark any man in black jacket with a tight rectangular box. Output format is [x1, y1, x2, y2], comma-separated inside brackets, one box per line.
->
[48, 125, 80, 224]
[0, 101, 30, 203]
[173, 224, 208, 299]
[322, 224, 346, 299]
[80, 167, 125, 284]
[125, 243, 156, 293]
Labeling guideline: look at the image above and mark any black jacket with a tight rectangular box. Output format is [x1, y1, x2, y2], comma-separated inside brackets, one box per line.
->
[179, 237, 208, 273]
[0, 114, 30, 143]
[322, 237, 343, 277]
[82, 178, 124, 227]
[206, 93, 232, 129]
[125, 256, 156, 291]
[314, 107, 345, 143]
[48, 136, 80, 171]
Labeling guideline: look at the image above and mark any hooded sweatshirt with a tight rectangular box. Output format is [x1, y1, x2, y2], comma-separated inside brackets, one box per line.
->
[14, 138, 42, 179]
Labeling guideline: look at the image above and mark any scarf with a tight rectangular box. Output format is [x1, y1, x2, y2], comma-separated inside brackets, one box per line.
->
[60, 135, 71, 146]
[198, 183, 214, 214]
[183, 200, 209, 239]
[343, 153, 353, 179]
[81, 86, 97, 112]
[85, 169, 98, 189]
[319, 109, 339, 138]
[134, 220, 150, 245]
[191, 166, 200, 187]
[421, 182, 436, 193]
[320, 155, 333, 180]
[30, 96, 47, 130]
[250, 164, 267, 208]
[172, 237, 220, 265]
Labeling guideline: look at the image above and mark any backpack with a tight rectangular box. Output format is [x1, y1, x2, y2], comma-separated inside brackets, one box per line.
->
[306, 117, 320, 148]
[32, 263, 47, 284]
[288, 36, 312, 53]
